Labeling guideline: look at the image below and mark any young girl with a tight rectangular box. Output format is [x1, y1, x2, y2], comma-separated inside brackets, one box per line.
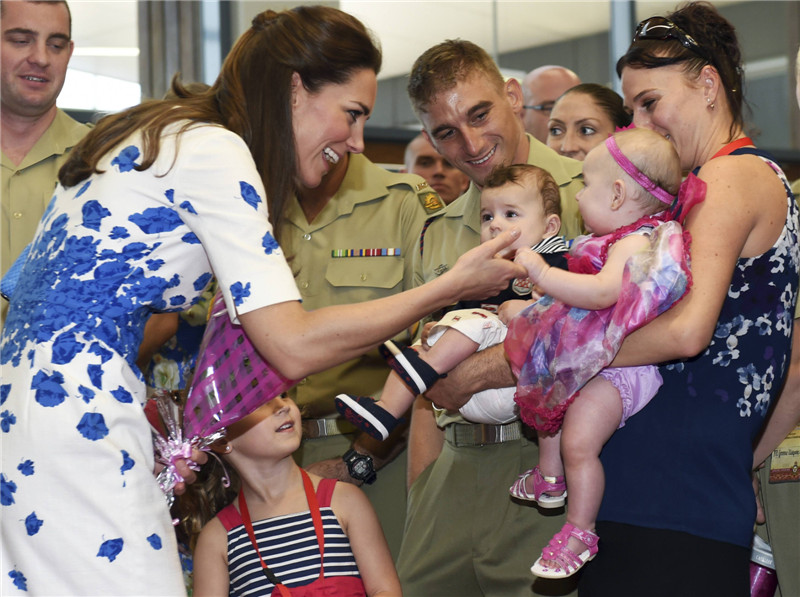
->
[504, 127, 699, 578]
[190, 395, 401, 596]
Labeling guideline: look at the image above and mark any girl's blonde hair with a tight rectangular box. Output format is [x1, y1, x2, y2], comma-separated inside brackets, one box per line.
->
[611, 129, 682, 214]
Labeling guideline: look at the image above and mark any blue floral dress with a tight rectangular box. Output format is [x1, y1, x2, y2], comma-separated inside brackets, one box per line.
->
[0, 123, 300, 595]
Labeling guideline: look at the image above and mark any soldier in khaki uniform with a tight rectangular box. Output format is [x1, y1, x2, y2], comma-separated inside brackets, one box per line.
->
[1, 1, 90, 325]
[1, 109, 88, 276]
[414, 132, 582, 289]
[396, 40, 583, 597]
[279, 150, 443, 559]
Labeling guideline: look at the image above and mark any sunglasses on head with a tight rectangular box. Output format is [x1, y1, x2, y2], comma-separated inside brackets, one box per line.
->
[633, 16, 714, 65]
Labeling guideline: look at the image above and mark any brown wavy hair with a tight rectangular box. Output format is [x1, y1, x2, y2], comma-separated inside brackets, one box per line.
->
[58, 5, 381, 240]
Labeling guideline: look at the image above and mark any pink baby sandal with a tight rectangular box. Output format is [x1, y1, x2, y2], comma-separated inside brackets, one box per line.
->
[530, 523, 599, 579]
[508, 466, 567, 508]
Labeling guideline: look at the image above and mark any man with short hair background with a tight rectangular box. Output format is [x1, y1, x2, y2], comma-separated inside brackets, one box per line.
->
[520, 65, 581, 143]
[1, 0, 90, 322]
[404, 133, 470, 205]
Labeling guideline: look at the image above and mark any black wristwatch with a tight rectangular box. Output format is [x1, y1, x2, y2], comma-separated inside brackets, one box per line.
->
[343, 448, 376, 485]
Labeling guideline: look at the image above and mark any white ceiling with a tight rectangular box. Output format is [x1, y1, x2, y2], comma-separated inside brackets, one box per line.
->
[67, 1, 747, 86]
[68, 1, 139, 83]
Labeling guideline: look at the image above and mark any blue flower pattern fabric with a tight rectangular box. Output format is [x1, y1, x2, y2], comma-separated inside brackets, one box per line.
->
[0, 123, 300, 595]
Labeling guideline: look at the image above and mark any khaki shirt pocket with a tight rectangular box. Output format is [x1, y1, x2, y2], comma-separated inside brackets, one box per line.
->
[325, 256, 404, 302]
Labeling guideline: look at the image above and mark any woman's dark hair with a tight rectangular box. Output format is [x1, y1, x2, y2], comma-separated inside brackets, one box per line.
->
[615, 1, 744, 140]
[557, 83, 632, 130]
[59, 5, 381, 239]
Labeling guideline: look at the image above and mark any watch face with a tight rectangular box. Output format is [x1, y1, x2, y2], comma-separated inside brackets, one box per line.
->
[352, 460, 369, 476]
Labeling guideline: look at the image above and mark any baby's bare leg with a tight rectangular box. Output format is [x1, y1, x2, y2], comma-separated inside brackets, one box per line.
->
[533, 430, 564, 491]
[379, 329, 479, 417]
[543, 375, 621, 563]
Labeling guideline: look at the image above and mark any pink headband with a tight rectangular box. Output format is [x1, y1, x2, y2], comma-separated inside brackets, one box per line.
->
[605, 136, 675, 205]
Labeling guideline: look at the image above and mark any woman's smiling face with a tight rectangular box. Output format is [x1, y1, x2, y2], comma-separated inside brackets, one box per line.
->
[291, 68, 377, 189]
[621, 63, 706, 171]
[546, 92, 617, 161]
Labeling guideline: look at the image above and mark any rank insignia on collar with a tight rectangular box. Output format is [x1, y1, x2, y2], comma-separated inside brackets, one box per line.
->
[415, 181, 429, 192]
[420, 191, 445, 214]
[434, 264, 449, 276]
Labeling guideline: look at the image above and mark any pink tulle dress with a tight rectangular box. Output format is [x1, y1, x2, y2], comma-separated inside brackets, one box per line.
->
[504, 175, 705, 433]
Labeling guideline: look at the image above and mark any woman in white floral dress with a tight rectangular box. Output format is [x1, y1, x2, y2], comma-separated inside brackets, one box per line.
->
[0, 7, 523, 595]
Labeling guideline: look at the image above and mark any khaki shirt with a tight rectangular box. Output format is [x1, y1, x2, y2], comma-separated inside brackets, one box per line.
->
[413, 133, 584, 288]
[279, 152, 443, 417]
[411, 134, 584, 426]
[1, 109, 90, 276]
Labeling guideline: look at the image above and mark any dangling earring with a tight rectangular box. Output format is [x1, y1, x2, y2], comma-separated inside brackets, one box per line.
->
[707, 97, 715, 110]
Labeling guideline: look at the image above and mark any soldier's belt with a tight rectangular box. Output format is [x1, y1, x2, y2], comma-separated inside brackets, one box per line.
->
[302, 417, 358, 439]
[444, 420, 522, 447]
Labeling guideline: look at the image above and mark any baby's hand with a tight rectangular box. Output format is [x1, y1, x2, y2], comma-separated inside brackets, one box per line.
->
[497, 299, 533, 324]
[495, 246, 517, 260]
[514, 249, 549, 283]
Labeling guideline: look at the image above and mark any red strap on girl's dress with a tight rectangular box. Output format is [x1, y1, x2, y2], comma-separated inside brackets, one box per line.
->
[238, 468, 327, 595]
[301, 469, 326, 578]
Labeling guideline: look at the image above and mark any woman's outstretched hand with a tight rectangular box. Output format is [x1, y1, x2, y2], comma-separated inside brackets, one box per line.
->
[447, 228, 527, 301]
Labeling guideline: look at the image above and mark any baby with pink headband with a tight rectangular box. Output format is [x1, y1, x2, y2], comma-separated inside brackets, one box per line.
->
[504, 128, 704, 579]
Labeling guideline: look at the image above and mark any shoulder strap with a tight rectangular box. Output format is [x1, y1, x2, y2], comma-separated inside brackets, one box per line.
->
[300, 469, 326, 578]
[315, 478, 337, 508]
[730, 147, 793, 195]
[217, 503, 243, 531]
[730, 146, 778, 161]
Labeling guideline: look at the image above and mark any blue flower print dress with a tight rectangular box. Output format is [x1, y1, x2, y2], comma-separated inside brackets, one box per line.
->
[0, 123, 300, 595]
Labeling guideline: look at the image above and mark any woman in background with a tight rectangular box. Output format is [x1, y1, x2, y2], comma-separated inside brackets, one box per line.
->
[546, 83, 631, 161]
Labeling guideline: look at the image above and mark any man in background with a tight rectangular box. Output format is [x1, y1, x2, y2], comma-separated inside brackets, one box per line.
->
[405, 133, 470, 205]
[1, 0, 89, 321]
[520, 65, 581, 143]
